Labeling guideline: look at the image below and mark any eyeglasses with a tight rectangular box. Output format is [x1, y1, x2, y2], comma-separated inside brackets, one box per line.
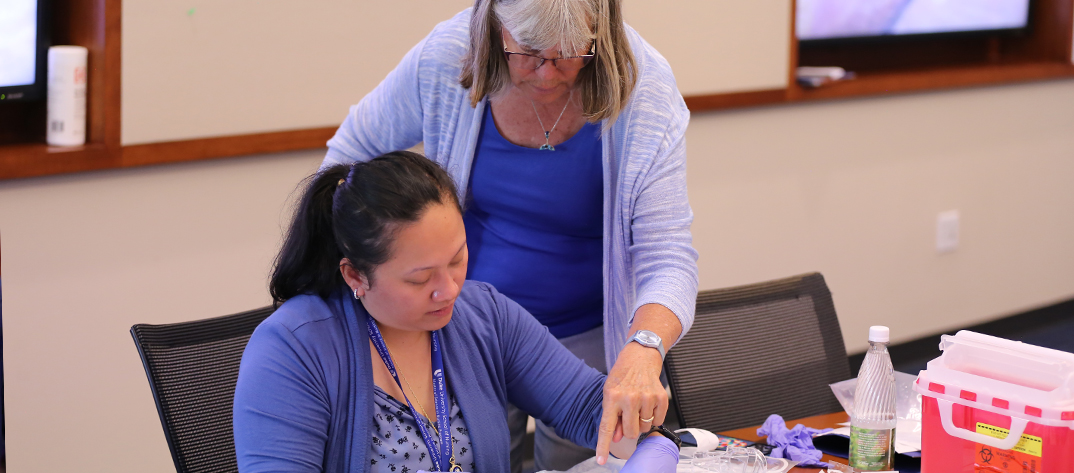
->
[501, 33, 595, 72]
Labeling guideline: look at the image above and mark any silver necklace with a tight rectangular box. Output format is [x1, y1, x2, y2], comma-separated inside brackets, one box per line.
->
[529, 90, 572, 151]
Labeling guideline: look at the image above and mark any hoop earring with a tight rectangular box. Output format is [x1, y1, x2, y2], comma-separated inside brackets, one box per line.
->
[353, 288, 360, 300]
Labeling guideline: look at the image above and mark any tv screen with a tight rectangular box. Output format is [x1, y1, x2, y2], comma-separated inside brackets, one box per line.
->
[0, 0, 47, 101]
[797, 0, 1032, 42]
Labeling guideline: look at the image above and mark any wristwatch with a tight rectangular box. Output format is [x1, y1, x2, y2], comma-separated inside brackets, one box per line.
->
[640, 424, 682, 450]
[626, 330, 666, 360]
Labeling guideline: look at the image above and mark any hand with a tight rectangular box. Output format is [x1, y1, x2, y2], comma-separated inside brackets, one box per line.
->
[595, 341, 668, 464]
[619, 435, 679, 473]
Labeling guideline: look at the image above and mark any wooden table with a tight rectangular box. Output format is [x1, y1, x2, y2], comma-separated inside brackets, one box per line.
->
[717, 412, 850, 472]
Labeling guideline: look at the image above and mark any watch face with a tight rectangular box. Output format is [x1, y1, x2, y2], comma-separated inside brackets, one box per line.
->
[635, 331, 659, 346]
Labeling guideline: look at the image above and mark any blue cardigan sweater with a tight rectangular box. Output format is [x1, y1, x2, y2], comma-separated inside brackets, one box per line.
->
[233, 281, 606, 473]
[322, 8, 699, 369]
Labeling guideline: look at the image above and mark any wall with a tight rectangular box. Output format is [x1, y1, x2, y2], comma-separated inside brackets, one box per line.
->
[0, 150, 324, 472]
[687, 79, 1074, 351]
[121, 0, 473, 145]
[624, 1, 791, 96]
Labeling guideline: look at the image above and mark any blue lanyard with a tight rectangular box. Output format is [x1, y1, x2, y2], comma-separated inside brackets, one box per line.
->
[366, 319, 454, 472]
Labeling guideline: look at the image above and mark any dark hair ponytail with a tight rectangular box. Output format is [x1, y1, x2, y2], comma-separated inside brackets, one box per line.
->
[270, 151, 461, 304]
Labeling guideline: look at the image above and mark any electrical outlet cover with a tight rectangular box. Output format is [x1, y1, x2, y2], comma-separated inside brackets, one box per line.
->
[936, 210, 959, 253]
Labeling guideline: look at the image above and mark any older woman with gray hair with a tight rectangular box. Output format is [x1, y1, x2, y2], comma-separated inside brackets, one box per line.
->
[323, 0, 697, 470]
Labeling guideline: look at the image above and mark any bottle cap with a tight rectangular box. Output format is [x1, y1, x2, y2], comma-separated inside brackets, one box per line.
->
[869, 326, 890, 343]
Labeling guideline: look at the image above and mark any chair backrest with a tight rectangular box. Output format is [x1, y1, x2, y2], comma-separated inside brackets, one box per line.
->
[131, 306, 274, 473]
[664, 273, 850, 433]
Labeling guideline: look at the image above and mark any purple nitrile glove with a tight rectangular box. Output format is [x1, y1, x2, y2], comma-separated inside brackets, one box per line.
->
[619, 434, 679, 473]
[756, 414, 833, 467]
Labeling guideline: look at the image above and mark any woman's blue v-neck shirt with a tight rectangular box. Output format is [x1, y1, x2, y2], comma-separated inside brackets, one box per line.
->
[462, 105, 604, 339]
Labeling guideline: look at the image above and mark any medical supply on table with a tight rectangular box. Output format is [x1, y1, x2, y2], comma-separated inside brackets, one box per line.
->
[553, 425, 812, 473]
[740, 441, 774, 456]
[716, 436, 754, 450]
[849, 326, 897, 470]
[756, 414, 831, 466]
[691, 447, 799, 473]
[915, 330, 1074, 472]
[830, 371, 922, 454]
[679, 427, 768, 454]
[676, 428, 723, 458]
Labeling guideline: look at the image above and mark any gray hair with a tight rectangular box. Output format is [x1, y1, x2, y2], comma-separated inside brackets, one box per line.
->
[459, 0, 637, 124]
[495, 0, 594, 57]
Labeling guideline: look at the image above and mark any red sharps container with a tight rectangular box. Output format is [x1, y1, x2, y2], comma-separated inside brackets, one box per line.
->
[915, 331, 1074, 472]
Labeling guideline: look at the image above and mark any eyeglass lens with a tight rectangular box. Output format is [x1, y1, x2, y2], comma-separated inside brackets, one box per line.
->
[506, 53, 591, 71]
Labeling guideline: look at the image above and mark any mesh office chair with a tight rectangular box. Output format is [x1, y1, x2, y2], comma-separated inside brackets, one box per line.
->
[664, 273, 850, 433]
[131, 306, 274, 473]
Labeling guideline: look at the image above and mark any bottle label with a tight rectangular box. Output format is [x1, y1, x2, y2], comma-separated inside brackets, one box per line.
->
[849, 425, 894, 470]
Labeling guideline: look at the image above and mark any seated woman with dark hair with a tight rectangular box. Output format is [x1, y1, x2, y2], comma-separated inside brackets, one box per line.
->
[232, 151, 678, 473]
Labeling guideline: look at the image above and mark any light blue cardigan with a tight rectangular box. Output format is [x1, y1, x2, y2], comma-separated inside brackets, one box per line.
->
[323, 9, 698, 367]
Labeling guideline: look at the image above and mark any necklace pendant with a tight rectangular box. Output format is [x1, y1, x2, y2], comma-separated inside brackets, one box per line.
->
[539, 143, 555, 151]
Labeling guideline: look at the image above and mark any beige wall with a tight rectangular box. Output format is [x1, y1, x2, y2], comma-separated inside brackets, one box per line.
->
[3, 78, 1073, 471]
[687, 79, 1074, 351]
[624, 0, 792, 96]
[121, 0, 472, 145]
[1, 151, 324, 472]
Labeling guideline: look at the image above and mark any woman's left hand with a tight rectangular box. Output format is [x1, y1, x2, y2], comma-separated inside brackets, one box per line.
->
[600, 342, 668, 440]
[595, 303, 681, 464]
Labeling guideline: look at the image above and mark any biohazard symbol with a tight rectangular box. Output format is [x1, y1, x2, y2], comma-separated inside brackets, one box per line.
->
[979, 448, 993, 464]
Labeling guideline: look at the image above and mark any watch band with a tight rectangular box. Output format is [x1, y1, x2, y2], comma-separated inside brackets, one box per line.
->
[639, 424, 682, 450]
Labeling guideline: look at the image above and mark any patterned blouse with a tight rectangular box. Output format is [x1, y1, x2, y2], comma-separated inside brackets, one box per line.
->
[370, 385, 476, 473]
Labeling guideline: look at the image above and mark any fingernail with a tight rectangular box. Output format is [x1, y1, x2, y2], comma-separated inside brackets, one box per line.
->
[597, 455, 606, 465]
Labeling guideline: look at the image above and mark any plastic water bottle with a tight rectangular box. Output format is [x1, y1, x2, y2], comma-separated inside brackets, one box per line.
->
[849, 326, 896, 470]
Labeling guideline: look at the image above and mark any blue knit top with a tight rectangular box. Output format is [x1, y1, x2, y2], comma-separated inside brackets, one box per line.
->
[463, 105, 604, 338]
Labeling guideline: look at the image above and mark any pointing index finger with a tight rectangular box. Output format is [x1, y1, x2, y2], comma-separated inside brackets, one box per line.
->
[595, 401, 620, 465]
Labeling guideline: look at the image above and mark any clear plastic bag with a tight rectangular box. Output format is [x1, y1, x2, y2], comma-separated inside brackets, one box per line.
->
[690, 448, 800, 473]
[829, 371, 921, 422]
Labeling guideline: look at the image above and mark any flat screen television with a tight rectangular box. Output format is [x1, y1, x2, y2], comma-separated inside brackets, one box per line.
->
[797, 0, 1032, 43]
[0, 0, 49, 102]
